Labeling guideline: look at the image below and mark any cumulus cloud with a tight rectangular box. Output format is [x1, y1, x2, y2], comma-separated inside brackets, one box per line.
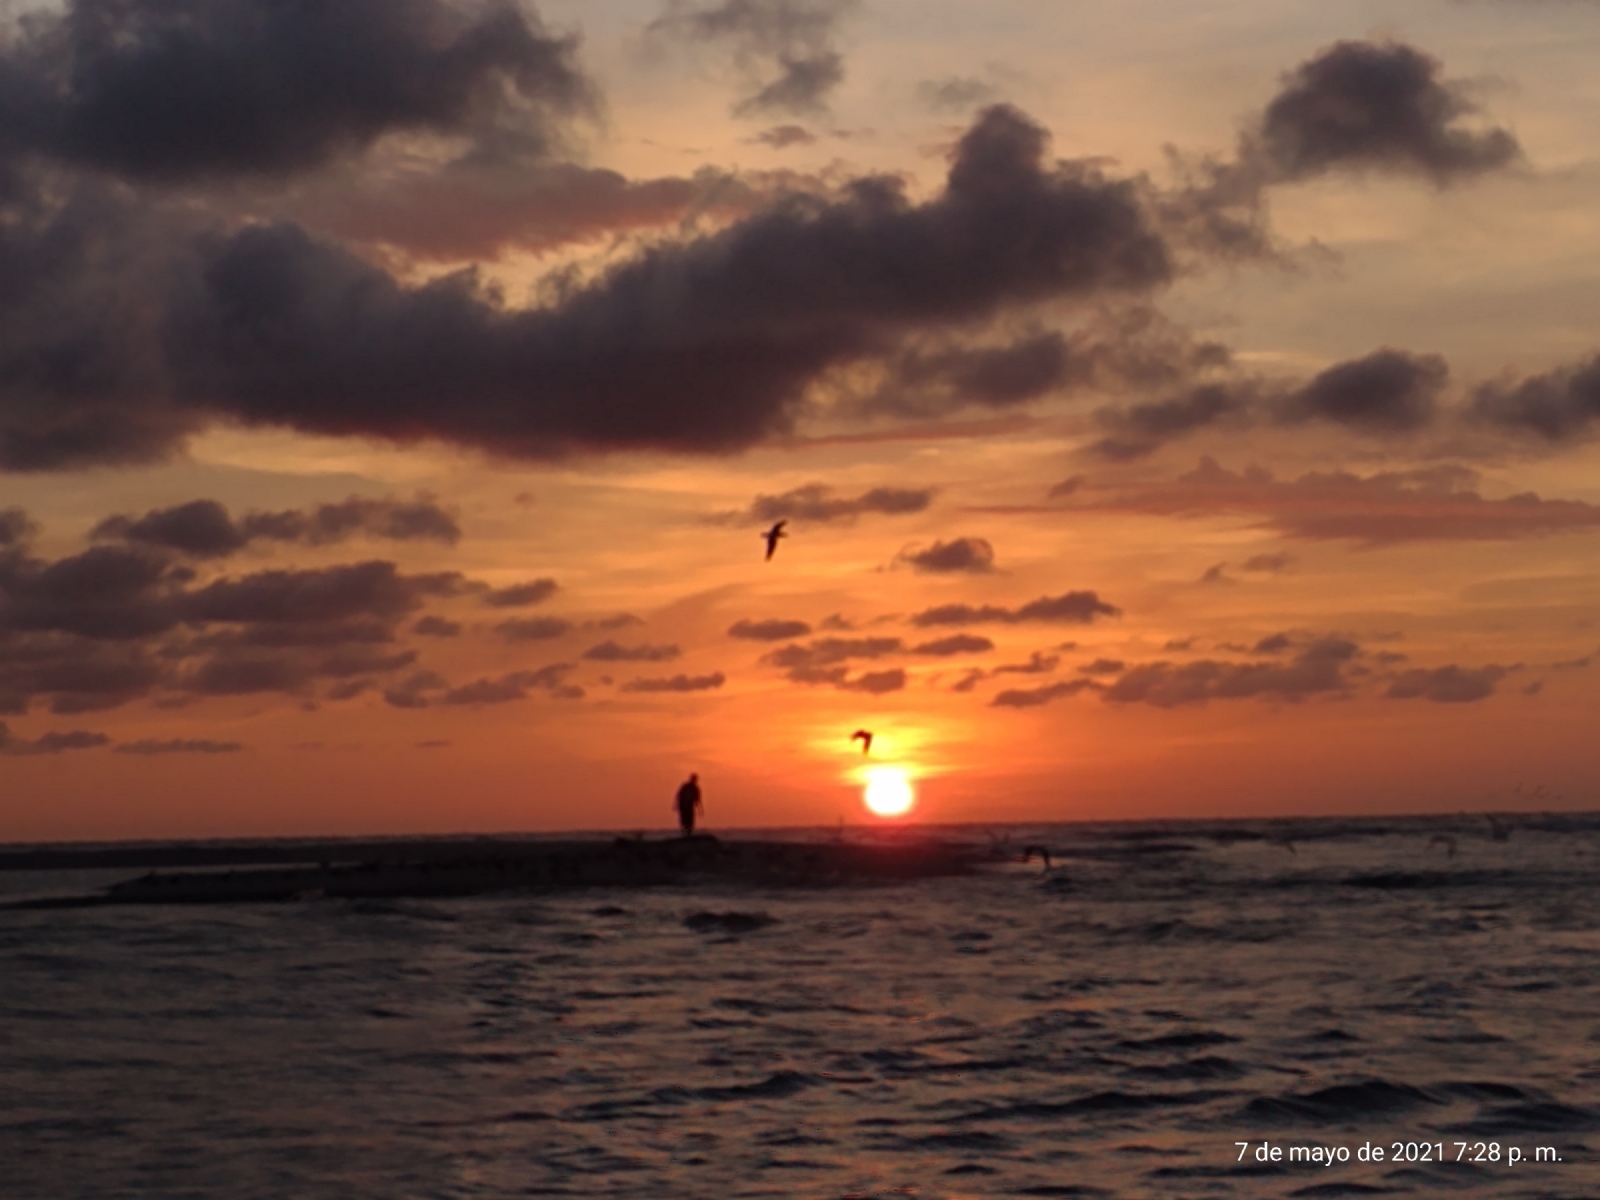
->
[1277, 349, 1448, 432]
[896, 537, 996, 574]
[620, 671, 727, 692]
[1473, 352, 1600, 440]
[753, 124, 817, 148]
[2, 104, 1173, 471]
[0, 0, 591, 181]
[1103, 636, 1360, 707]
[441, 664, 578, 705]
[92, 495, 461, 558]
[720, 483, 935, 525]
[495, 616, 574, 641]
[910, 591, 1120, 627]
[650, 0, 856, 116]
[911, 634, 994, 656]
[1078, 658, 1125, 675]
[1090, 383, 1253, 460]
[582, 640, 680, 662]
[991, 679, 1097, 708]
[1386, 663, 1509, 702]
[1257, 40, 1521, 185]
[0, 722, 109, 755]
[114, 739, 243, 755]
[482, 579, 559, 607]
[762, 636, 902, 670]
[1074, 456, 1600, 543]
[413, 615, 462, 637]
[729, 617, 812, 640]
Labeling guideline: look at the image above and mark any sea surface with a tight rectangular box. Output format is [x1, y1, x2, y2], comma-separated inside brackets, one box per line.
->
[2, 814, 1597, 1200]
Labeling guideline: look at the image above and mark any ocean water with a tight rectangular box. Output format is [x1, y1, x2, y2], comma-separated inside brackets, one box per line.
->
[1, 815, 1597, 1200]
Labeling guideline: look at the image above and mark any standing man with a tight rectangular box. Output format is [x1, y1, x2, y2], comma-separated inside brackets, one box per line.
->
[675, 773, 703, 836]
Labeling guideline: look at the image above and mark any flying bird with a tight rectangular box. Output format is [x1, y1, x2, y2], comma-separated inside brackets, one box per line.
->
[851, 729, 873, 754]
[761, 520, 787, 561]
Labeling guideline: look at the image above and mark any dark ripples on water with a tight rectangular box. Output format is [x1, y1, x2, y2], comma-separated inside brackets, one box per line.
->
[2, 814, 1597, 1198]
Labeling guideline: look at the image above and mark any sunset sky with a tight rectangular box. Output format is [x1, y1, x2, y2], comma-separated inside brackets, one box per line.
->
[3, 0, 1599, 840]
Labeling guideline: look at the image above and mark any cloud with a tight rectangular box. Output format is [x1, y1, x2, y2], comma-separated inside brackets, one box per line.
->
[1102, 636, 1360, 707]
[838, 667, 905, 693]
[441, 664, 577, 705]
[990, 679, 1097, 708]
[620, 671, 727, 692]
[1277, 349, 1448, 432]
[917, 77, 999, 112]
[1472, 352, 1600, 440]
[582, 640, 680, 662]
[495, 617, 574, 641]
[1240, 552, 1295, 573]
[0, 723, 109, 755]
[896, 537, 996, 575]
[413, 615, 462, 637]
[92, 495, 462, 558]
[0, 0, 591, 182]
[1090, 383, 1252, 460]
[482, 579, 559, 607]
[650, 0, 856, 117]
[1078, 658, 1125, 675]
[3, 105, 1172, 470]
[1078, 456, 1600, 543]
[1386, 663, 1509, 702]
[910, 591, 1120, 627]
[752, 124, 818, 148]
[1258, 39, 1520, 185]
[114, 739, 243, 755]
[721, 483, 935, 525]
[911, 634, 994, 656]
[763, 636, 902, 669]
[728, 617, 812, 640]
[383, 670, 448, 708]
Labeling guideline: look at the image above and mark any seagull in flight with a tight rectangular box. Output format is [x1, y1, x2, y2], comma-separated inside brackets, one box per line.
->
[761, 520, 788, 561]
[851, 729, 873, 755]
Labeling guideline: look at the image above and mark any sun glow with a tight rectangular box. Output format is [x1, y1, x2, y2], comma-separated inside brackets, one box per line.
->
[862, 766, 915, 817]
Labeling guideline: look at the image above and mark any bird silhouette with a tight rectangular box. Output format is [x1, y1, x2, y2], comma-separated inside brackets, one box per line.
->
[851, 729, 873, 754]
[762, 520, 788, 561]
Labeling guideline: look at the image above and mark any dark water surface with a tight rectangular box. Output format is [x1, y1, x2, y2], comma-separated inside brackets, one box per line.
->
[2, 815, 1597, 1199]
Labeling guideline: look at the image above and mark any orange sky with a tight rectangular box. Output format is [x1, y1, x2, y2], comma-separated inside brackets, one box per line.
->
[2, 0, 1598, 840]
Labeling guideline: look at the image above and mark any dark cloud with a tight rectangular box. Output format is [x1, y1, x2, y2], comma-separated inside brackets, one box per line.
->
[0, 722, 109, 754]
[583, 640, 680, 662]
[1199, 563, 1232, 585]
[838, 667, 904, 694]
[1472, 352, 1600, 440]
[1048, 476, 1084, 499]
[0, 509, 36, 545]
[383, 670, 448, 708]
[1258, 40, 1520, 185]
[590, 613, 644, 630]
[1, 543, 180, 639]
[651, 0, 855, 117]
[1386, 663, 1509, 703]
[441, 663, 577, 705]
[114, 738, 243, 755]
[1078, 658, 1125, 675]
[482, 579, 559, 607]
[0, 0, 590, 182]
[1278, 349, 1447, 432]
[990, 679, 1097, 708]
[753, 124, 818, 148]
[1254, 633, 1294, 654]
[917, 77, 999, 112]
[911, 634, 994, 656]
[92, 495, 461, 557]
[1078, 456, 1600, 544]
[993, 650, 1060, 675]
[728, 617, 812, 640]
[620, 671, 727, 693]
[412, 615, 462, 637]
[1103, 636, 1360, 708]
[897, 537, 996, 574]
[1240, 552, 1295, 573]
[763, 636, 902, 669]
[182, 562, 459, 626]
[910, 591, 1120, 627]
[495, 616, 574, 641]
[722, 483, 935, 525]
[1090, 383, 1252, 460]
[282, 161, 775, 263]
[5, 105, 1171, 470]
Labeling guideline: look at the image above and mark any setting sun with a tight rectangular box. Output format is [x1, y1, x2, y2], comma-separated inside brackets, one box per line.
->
[862, 767, 916, 817]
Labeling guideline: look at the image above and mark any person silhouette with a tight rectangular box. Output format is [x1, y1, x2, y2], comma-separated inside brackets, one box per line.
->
[675, 773, 703, 836]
